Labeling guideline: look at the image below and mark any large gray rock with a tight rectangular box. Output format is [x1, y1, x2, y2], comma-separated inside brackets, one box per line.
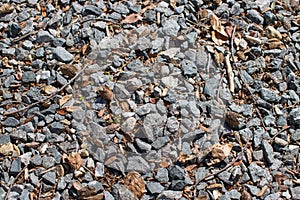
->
[52, 47, 73, 63]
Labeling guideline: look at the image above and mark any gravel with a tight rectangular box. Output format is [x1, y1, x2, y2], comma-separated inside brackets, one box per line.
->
[0, 0, 300, 199]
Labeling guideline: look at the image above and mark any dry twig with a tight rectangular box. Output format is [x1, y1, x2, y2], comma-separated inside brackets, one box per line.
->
[4, 63, 89, 116]
[4, 164, 28, 200]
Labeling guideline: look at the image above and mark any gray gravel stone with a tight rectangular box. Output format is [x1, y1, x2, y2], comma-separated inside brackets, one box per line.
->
[204, 74, 221, 97]
[181, 59, 197, 77]
[261, 88, 281, 103]
[22, 71, 36, 83]
[147, 182, 164, 194]
[88, 180, 104, 193]
[111, 184, 136, 200]
[2, 117, 20, 127]
[37, 30, 54, 43]
[10, 158, 22, 174]
[95, 162, 104, 177]
[163, 19, 180, 36]
[50, 122, 65, 133]
[291, 187, 300, 200]
[157, 190, 182, 199]
[127, 156, 150, 173]
[53, 47, 74, 63]
[247, 10, 264, 24]
[8, 22, 22, 38]
[155, 167, 169, 183]
[42, 171, 56, 185]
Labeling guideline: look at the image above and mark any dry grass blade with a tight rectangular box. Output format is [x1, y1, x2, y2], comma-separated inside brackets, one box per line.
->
[124, 171, 145, 199]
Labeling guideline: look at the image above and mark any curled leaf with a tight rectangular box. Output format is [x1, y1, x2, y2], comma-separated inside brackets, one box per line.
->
[68, 152, 83, 170]
[210, 13, 228, 37]
[209, 143, 233, 165]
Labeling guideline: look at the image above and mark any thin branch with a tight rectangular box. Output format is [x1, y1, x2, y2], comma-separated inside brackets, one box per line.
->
[12, 31, 38, 43]
[193, 141, 250, 194]
[4, 164, 28, 200]
[4, 64, 89, 116]
[229, 25, 266, 129]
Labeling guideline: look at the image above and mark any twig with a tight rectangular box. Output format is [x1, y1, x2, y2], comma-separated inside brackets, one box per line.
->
[4, 64, 89, 116]
[225, 54, 235, 93]
[228, 25, 267, 129]
[193, 141, 250, 194]
[4, 164, 28, 200]
[12, 31, 38, 43]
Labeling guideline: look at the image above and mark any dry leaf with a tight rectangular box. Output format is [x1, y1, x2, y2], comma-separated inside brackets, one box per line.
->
[98, 85, 114, 103]
[65, 106, 80, 112]
[44, 85, 57, 94]
[177, 153, 195, 163]
[122, 14, 143, 24]
[68, 152, 83, 170]
[185, 164, 197, 171]
[266, 26, 282, 40]
[225, 22, 234, 38]
[214, 50, 224, 66]
[170, 0, 177, 9]
[124, 171, 145, 199]
[60, 64, 78, 77]
[212, 30, 228, 46]
[257, 185, 269, 197]
[209, 143, 233, 165]
[59, 94, 73, 107]
[81, 44, 90, 55]
[159, 161, 170, 168]
[225, 111, 241, 130]
[41, 4, 47, 17]
[0, 142, 15, 156]
[241, 186, 252, 200]
[0, 3, 14, 14]
[210, 13, 228, 37]
[106, 123, 120, 134]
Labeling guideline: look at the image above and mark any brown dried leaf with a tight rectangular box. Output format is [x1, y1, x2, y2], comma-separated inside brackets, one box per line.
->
[59, 94, 73, 107]
[65, 106, 80, 112]
[44, 85, 57, 94]
[106, 123, 120, 134]
[159, 161, 170, 168]
[122, 13, 143, 24]
[185, 164, 197, 171]
[177, 153, 195, 163]
[211, 30, 228, 46]
[81, 44, 90, 55]
[241, 186, 252, 200]
[214, 50, 224, 66]
[97, 85, 114, 103]
[225, 22, 234, 38]
[210, 143, 233, 165]
[225, 111, 241, 130]
[60, 64, 78, 77]
[124, 171, 145, 199]
[68, 152, 83, 170]
[210, 13, 228, 37]
[0, 3, 14, 14]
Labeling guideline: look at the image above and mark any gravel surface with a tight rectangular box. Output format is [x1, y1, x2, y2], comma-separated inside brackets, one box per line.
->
[1, 0, 300, 199]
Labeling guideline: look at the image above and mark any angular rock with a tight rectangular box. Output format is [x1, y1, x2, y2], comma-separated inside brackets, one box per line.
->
[53, 47, 74, 63]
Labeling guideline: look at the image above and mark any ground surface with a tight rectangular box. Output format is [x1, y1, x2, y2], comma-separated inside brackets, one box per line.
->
[1, 0, 300, 199]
